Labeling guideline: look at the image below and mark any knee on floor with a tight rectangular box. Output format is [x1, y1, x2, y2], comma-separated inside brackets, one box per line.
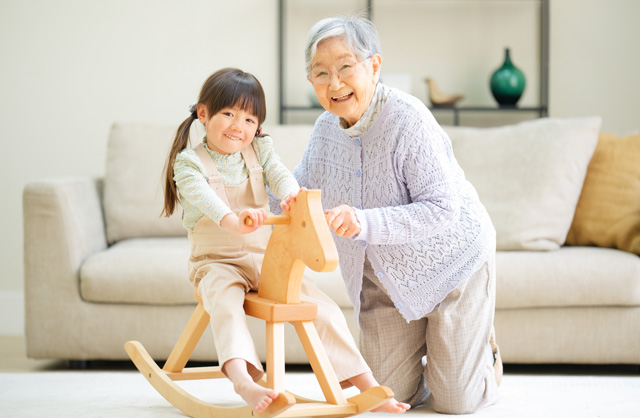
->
[429, 380, 495, 415]
[430, 393, 482, 415]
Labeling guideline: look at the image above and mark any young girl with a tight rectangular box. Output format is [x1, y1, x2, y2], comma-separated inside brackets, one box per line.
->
[162, 68, 409, 414]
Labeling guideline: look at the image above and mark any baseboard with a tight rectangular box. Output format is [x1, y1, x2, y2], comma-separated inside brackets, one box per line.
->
[0, 291, 24, 336]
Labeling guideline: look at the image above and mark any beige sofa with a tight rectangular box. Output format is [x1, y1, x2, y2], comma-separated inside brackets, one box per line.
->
[24, 117, 640, 365]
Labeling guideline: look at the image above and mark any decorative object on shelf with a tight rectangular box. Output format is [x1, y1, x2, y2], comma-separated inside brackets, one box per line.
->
[425, 78, 464, 107]
[490, 48, 526, 107]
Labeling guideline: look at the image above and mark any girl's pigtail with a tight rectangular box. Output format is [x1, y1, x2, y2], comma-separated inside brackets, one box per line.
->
[162, 113, 197, 217]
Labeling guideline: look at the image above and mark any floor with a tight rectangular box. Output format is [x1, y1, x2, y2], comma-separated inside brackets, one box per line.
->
[4, 336, 640, 418]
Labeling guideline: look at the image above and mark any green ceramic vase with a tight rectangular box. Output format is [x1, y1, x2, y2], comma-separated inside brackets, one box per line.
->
[490, 48, 526, 107]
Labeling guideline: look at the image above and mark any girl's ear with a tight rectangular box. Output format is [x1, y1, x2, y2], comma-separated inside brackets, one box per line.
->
[196, 104, 208, 124]
[255, 126, 263, 137]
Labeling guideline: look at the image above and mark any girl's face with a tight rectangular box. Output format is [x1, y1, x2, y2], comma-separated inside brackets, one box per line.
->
[198, 104, 259, 155]
[308, 37, 381, 127]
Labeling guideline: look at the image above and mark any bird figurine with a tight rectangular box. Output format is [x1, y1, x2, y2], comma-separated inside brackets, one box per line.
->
[425, 78, 464, 107]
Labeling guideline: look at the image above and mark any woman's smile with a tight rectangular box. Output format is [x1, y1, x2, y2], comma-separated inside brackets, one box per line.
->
[332, 92, 354, 102]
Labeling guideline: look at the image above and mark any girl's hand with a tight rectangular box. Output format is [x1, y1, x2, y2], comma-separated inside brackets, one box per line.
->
[325, 204, 360, 238]
[238, 208, 268, 234]
[280, 187, 306, 212]
[221, 208, 267, 234]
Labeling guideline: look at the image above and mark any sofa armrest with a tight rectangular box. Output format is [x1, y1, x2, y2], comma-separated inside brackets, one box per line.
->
[23, 177, 107, 358]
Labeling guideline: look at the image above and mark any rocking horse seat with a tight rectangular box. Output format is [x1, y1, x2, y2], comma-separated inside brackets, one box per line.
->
[244, 292, 317, 323]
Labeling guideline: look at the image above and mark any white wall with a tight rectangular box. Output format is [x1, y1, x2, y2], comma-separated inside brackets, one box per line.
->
[1, 0, 638, 335]
[549, 0, 640, 131]
[0, 0, 279, 334]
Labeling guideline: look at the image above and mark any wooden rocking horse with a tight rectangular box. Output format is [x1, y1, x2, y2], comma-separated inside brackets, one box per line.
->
[125, 189, 393, 418]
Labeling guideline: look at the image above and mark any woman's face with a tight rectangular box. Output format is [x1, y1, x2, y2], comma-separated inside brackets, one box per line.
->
[308, 37, 381, 127]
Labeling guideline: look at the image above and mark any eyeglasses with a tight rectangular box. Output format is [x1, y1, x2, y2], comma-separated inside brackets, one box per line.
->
[308, 57, 371, 86]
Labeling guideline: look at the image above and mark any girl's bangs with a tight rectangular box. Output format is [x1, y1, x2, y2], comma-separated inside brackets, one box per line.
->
[228, 82, 266, 124]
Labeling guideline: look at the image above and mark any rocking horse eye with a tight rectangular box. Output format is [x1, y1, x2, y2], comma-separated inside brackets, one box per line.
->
[301, 220, 306, 228]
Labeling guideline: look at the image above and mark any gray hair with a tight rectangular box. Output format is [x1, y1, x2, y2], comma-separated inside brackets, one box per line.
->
[304, 16, 381, 75]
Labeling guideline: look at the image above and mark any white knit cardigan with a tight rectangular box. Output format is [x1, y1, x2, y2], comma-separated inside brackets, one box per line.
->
[293, 88, 496, 322]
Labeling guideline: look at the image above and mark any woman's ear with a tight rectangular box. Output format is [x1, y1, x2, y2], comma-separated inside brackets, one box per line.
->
[371, 54, 382, 84]
[196, 103, 208, 124]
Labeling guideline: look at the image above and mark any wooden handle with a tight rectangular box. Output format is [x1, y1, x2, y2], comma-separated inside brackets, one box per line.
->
[244, 215, 290, 226]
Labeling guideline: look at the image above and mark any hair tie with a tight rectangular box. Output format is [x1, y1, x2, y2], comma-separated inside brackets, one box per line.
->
[188, 103, 197, 118]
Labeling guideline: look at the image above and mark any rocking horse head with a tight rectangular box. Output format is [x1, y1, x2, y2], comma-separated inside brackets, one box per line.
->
[258, 189, 339, 304]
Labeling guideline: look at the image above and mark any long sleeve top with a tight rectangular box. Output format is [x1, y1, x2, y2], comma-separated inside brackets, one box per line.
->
[293, 87, 496, 322]
[174, 136, 299, 231]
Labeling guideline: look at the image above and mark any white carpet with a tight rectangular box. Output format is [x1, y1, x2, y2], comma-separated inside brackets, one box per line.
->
[1, 370, 639, 417]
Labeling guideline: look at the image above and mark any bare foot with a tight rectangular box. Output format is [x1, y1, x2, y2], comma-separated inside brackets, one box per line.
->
[372, 398, 411, 413]
[347, 372, 410, 413]
[234, 380, 279, 412]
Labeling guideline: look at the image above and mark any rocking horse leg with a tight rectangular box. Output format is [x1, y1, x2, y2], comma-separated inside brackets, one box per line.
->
[163, 301, 210, 373]
[266, 321, 286, 392]
[293, 321, 348, 405]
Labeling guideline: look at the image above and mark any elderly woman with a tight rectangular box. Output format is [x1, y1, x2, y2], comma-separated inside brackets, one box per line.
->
[293, 16, 502, 414]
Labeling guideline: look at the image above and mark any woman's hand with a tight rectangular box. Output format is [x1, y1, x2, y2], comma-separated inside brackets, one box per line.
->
[280, 187, 307, 212]
[221, 208, 268, 234]
[325, 204, 361, 238]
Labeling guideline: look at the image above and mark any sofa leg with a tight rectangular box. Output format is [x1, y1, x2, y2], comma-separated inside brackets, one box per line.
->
[68, 360, 90, 369]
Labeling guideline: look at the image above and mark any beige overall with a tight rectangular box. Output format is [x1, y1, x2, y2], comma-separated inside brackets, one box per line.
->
[188, 143, 370, 383]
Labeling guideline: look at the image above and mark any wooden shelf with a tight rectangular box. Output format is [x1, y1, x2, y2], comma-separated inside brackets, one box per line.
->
[278, 0, 549, 126]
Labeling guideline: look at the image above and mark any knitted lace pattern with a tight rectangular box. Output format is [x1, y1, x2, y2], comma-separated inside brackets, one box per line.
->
[293, 88, 496, 322]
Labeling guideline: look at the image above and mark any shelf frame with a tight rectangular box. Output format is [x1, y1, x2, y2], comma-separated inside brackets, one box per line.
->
[278, 0, 549, 126]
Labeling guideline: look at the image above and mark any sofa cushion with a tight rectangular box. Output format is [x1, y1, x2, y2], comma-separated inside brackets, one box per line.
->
[566, 132, 640, 255]
[80, 237, 195, 304]
[444, 117, 601, 251]
[104, 123, 313, 244]
[104, 123, 187, 244]
[495, 246, 640, 309]
[80, 237, 352, 307]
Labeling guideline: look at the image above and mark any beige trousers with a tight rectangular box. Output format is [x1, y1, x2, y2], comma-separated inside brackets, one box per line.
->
[188, 143, 370, 383]
[358, 256, 500, 414]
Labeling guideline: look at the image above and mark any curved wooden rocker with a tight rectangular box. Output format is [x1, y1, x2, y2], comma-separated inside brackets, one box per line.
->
[125, 189, 394, 418]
